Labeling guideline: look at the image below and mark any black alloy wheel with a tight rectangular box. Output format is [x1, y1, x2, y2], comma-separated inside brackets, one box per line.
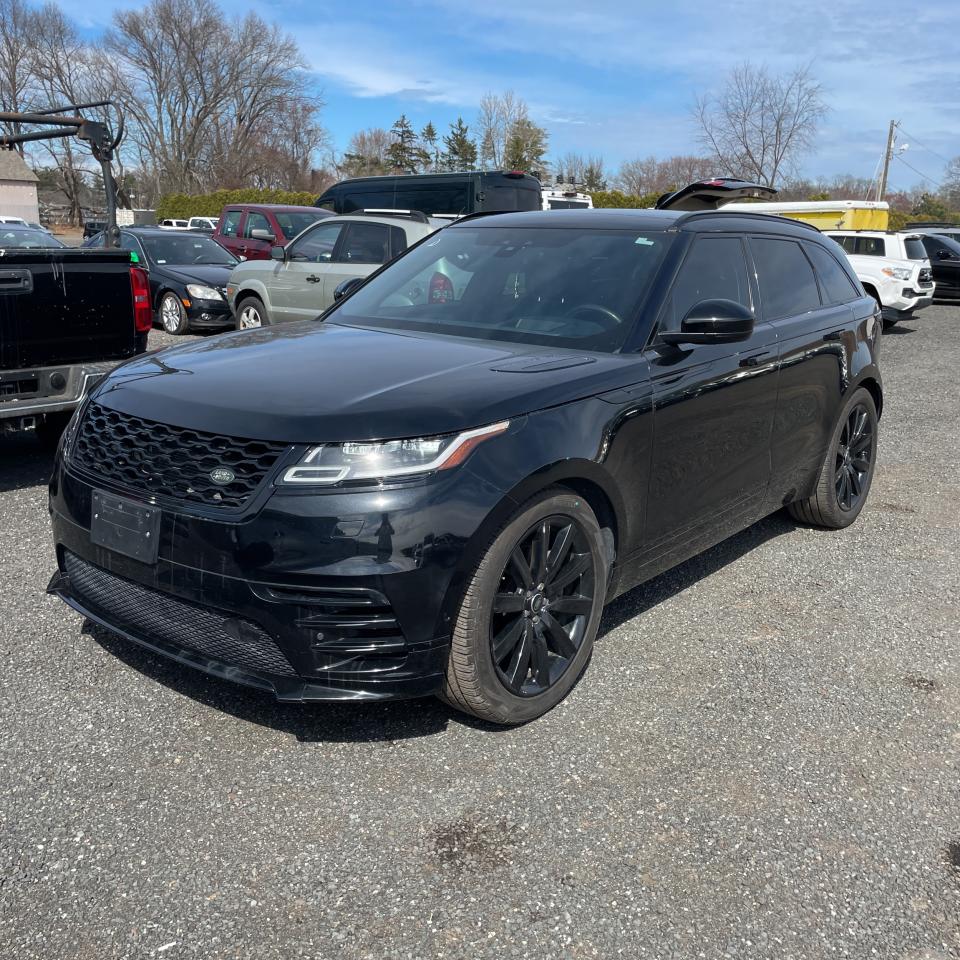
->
[787, 386, 878, 529]
[835, 403, 874, 512]
[490, 516, 596, 697]
[440, 490, 608, 725]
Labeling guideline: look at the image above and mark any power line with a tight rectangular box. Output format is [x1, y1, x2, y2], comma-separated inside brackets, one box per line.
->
[893, 153, 943, 189]
[896, 126, 952, 167]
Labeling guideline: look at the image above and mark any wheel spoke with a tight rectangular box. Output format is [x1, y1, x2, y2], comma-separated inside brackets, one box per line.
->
[530, 521, 550, 583]
[505, 624, 532, 688]
[493, 592, 525, 614]
[509, 547, 533, 590]
[547, 595, 593, 616]
[492, 617, 525, 663]
[540, 611, 578, 659]
[850, 432, 872, 456]
[852, 454, 870, 472]
[546, 553, 591, 595]
[849, 467, 863, 498]
[545, 524, 574, 580]
[837, 469, 849, 508]
[530, 627, 552, 687]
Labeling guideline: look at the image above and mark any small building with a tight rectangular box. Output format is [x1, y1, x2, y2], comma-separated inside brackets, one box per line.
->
[0, 149, 40, 222]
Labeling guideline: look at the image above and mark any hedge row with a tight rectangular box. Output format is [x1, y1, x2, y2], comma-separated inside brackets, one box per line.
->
[156, 189, 318, 221]
[588, 190, 659, 209]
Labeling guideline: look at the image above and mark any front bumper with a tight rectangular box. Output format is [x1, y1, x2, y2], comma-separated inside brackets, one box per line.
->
[0, 362, 116, 424]
[184, 298, 232, 329]
[48, 458, 507, 701]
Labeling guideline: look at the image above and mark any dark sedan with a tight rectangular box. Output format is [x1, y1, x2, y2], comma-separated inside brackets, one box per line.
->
[51, 185, 883, 724]
[84, 227, 238, 334]
[918, 233, 960, 300]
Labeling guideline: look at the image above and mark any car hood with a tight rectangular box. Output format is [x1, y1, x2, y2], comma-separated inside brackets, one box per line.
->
[93, 321, 644, 442]
[159, 263, 235, 287]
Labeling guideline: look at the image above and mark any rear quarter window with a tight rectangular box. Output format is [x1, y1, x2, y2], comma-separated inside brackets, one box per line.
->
[805, 243, 859, 305]
[751, 237, 822, 320]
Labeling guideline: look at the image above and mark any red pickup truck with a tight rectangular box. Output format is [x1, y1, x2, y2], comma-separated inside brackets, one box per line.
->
[212, 204, 332, 260]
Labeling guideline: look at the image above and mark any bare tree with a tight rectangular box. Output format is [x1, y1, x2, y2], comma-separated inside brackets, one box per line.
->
[615, 155, 714, 196]
[106, 0, 326, 198]
[0, 0, 37, 150]
[476, 91, 527, 169]
[943, 157, 960, 210]
[339, 127, 394, 178]
[694, 63, 827, 187]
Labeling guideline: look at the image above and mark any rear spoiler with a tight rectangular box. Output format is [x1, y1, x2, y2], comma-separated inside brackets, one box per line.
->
[656, 178, 777, 212]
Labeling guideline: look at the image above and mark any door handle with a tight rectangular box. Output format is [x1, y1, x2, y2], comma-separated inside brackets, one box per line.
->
[306, 275, 321, 283]
[738, 351, 770, 368]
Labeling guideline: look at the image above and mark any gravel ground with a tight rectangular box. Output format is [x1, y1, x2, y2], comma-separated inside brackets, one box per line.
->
[2, 311, 959, 959]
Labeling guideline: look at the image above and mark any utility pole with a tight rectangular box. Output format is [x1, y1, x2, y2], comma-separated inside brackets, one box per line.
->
[877, 119, 897, 201]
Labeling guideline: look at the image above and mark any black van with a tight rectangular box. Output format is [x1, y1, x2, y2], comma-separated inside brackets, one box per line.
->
[315, 170, 542, 217]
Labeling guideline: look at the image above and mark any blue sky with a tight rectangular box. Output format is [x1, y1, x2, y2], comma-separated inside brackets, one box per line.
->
[63, 0, 959, 191]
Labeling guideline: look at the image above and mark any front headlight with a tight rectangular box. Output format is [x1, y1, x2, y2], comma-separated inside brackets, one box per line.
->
[186, 283, 224, 301]
[881, 267, 912, 281]
[279, 421, 510, 485]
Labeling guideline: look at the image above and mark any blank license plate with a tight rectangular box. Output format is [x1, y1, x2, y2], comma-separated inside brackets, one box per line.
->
[90, 490, 160, 564]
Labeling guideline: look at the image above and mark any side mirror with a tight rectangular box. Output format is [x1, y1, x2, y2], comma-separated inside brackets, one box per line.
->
[660, 299, 755, 345]
[333, 277, 365, 302]
[937, 249, 954, 260]
[250, 228, 276, 242]
[270, 245, 286, 261]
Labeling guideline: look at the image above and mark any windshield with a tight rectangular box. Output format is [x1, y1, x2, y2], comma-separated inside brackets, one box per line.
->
[933, 234, 960, 255]
[140, 233, 236, 265]
[330, 226, 671, 352]
[274, 211, 328, 237]
[0, 228, 65, 249]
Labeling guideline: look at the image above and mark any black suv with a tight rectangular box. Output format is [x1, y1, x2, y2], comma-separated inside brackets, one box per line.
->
[49, 180, 883, 725]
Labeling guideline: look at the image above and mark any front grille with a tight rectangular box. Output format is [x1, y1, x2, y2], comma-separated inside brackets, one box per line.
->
[65, 551, 296, 676]
[72, 402, 289, 510]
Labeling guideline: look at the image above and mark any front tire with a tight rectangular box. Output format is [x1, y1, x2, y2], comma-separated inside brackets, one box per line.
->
[159, 292, 189, 335]
[440, 490, 608, 725]
[236, 296, 267, 330]
[787, 387, 878, 529]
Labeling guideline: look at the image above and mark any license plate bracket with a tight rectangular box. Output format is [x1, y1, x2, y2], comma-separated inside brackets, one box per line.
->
[90, 490, 160, 564]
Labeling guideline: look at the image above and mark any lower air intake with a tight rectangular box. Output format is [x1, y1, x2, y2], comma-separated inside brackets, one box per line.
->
[64, 551, 295, 677]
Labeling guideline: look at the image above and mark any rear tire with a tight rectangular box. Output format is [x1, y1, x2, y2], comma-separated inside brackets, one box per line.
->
[159, 292, 189, 335]
[439, 490, 608, 725]
[236, 296, 267, 330]
[787, 387, 878, 529]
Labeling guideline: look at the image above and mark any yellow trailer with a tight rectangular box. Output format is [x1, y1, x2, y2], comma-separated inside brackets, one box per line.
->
[719, 199, 889, 231]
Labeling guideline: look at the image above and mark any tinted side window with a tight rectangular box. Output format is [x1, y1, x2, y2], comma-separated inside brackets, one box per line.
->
[339, 222, 391, 264]
[661, 236, 751, 332]
[855, 236, 885, 256]
[389, 226, 407, 258]
[289, 222, 343, 262]
[221, 210, 241, 237]
[805, 243, 859, 305]
[243, 211, 271, 238]
[752, 238, 822, 320]
[835, 236, 857, 255]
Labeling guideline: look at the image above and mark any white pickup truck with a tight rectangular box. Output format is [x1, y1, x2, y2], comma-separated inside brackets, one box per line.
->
[824, 230, 935, 325]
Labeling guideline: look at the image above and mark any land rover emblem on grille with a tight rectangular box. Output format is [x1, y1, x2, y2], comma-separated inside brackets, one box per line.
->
[209, 467, 235, 485]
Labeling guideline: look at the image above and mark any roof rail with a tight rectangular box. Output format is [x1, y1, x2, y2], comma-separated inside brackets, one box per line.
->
[678, 209, 822, 233]
[345, 208, 430, 223]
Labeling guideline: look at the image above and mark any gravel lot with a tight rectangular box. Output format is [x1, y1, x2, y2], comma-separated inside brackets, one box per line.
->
[2, 310, 959, 959]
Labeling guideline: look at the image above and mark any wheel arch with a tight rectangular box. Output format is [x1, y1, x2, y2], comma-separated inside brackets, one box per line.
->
[857, 375, 883, 419]
[434, 461, 627, 639]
